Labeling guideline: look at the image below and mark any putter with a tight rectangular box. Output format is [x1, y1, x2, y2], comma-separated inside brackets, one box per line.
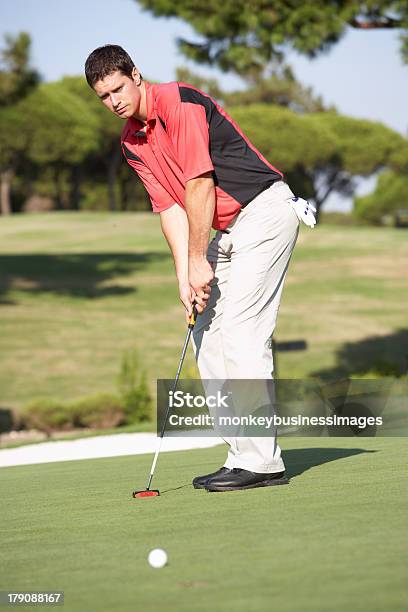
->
[133, 305, 198, 499]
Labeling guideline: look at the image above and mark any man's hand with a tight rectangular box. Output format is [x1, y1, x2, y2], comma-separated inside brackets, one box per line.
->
[189, 257, 214, 314]
[179, 280, 195, 323]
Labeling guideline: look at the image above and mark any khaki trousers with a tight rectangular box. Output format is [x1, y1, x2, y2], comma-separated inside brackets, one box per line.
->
[192, 181, 299, 473]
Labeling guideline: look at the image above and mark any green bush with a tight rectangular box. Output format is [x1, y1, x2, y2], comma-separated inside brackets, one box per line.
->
[117, 349, 152, 423]
[20, 350, 153, 434]
[354, 170, 408, 225]
[21, 394, 126, 433]
[80, 183, 112, 211]
[21, 399, 73, 435]
[0, 408, 17, 433]
[72, 393, 125, 429]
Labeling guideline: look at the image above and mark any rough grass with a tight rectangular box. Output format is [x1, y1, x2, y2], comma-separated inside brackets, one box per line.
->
[0, 437, 407, 612]
[0, 212, 407, 412]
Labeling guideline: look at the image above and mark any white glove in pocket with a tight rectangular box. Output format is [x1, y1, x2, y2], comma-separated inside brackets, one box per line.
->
[290, 197, 317, 228]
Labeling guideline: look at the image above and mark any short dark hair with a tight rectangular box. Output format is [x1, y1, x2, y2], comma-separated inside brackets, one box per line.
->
[85, 45, 137, 88]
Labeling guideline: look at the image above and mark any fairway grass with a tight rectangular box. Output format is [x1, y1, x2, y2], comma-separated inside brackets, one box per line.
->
[0, 437, 407, 612]
[1, 212, 407, 412]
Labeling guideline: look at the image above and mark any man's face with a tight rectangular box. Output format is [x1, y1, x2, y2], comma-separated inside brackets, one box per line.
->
[93, 68, 142, 119]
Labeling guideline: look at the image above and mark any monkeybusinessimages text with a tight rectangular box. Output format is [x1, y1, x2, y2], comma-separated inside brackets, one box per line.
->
[166, 390, 383, 431]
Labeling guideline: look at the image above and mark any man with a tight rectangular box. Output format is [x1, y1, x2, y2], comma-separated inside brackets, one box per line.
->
[85, 45, 315, 492]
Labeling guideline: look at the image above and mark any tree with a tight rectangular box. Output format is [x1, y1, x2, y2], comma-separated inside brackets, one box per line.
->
[304, 112, 408, 218]
[175, 67, 226, 101]
[176, 62, 329, 112]
[228, 105, 408, 220]
[137, 1, 408, 76]
[175, 64, 408, 220]
[17, 82, 100, 209]
[60, 76, 124, 212]
[0, 106, 26, 215]
[0, 32, 39, 105]
[354, 170, 408, 223]
[0, 32, 40, 214]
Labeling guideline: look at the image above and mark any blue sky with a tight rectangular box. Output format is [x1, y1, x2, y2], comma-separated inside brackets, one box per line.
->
[1, 0, 407, 209]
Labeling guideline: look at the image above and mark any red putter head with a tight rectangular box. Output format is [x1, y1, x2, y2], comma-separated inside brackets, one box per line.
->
[132, 489, 160, 498]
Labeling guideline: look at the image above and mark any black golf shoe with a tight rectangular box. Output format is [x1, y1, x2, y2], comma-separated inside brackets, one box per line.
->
[192, 467, 232, 489]
[205, 468, 289, 492]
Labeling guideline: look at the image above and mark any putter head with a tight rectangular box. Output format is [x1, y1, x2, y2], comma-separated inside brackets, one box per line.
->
[132, 489, 160, 499]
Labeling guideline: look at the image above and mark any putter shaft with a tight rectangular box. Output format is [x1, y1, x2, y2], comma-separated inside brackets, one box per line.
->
[146, 307, 198, 491]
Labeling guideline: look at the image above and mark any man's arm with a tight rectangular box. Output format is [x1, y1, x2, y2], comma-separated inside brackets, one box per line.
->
[159, 95, 216, 312]
[160, 172, 215, 316]
[160, 204, 194, 318]
[184, 171, 215, 313]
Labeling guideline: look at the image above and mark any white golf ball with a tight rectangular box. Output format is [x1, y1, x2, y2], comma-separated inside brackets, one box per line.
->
[148, 548, 168, 568]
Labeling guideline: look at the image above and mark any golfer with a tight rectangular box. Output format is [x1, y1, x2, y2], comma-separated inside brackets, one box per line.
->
[85, 45, 315, 492]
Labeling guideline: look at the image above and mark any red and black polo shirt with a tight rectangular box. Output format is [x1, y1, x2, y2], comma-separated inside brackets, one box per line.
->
[121, 81, 283, 230]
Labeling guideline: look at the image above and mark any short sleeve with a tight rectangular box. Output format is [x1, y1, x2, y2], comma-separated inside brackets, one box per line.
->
[166, 102, 214, 182]
[122, 147, 175, 213]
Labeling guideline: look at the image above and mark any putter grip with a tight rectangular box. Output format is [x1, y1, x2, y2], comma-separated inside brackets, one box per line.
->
[188, 305, 198, 329]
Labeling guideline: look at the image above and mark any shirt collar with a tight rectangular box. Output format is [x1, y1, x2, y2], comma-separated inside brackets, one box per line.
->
[144, 81, 156, 124]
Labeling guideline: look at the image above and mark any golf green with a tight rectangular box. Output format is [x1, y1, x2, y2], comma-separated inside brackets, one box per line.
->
[1, 437, 407, 611]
